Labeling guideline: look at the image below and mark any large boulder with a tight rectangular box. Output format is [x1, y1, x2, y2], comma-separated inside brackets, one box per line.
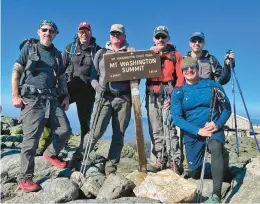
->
[133, 169, 197, 203]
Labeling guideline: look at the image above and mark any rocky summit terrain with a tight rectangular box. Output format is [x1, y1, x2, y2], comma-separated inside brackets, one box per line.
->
[1, 115, 260, 203]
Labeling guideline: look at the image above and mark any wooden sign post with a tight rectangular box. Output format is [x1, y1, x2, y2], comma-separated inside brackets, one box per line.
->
[104, 50, 161, 173]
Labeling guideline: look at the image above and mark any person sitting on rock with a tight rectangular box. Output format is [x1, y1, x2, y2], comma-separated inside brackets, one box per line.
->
[170, 57, 232, 203]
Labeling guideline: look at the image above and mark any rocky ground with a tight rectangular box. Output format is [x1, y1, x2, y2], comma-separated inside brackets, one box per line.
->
[1, 115, 260, 203]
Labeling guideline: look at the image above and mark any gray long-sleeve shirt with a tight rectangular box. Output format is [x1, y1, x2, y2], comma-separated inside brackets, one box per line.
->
[91, 41, 131, 101]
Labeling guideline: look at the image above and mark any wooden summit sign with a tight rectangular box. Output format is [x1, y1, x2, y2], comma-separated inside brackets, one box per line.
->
[104, 50, 161, 82]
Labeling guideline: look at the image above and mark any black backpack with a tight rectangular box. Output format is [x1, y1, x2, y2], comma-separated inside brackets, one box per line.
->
[19, 38, 61, 87]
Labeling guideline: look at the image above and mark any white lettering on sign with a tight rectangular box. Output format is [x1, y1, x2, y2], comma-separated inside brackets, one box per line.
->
[120, 58, 157, 67]
[109, 62, 117, 68]
[122, 65, 145, 73]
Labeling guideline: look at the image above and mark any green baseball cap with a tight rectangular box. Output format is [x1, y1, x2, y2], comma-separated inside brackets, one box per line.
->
[182, 57, 198, 70]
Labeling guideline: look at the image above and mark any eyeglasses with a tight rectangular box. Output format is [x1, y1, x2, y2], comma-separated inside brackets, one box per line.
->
[155, 34, 167, 40]
[182, 64, 198, 71]
[190, 38, 204, 43]
[78, 29, 90, 35]
[41, 28, 55, 34]
[110, 32, 123, 37]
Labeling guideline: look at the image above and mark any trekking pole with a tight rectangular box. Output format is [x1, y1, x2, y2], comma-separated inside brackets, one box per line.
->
[230, 54, 239, 156]
[78, 92, 105, 186]
[197, 87, 217, 203]
[167, 110, 177, 173]
[228, 51, 260, 153]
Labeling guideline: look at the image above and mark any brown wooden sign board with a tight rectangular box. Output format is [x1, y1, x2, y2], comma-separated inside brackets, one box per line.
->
[104, 50, 161, 82]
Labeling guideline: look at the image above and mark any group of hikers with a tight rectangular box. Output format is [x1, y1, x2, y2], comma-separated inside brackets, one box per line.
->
[11, 20, 235, 203]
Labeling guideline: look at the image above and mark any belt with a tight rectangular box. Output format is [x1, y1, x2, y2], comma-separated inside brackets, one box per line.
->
[104, 90, 130, 97]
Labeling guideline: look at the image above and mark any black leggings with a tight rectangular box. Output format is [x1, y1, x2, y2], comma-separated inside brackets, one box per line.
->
[190, 139, 224, 198]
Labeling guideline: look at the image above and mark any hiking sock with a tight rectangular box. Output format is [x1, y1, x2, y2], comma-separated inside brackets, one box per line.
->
[208, 139, 224, 199]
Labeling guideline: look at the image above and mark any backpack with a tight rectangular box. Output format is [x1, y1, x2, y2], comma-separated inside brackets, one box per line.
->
[146, 45, 178, 97]
[18, 38, 61, 92]
[185, 51, 220, 81]
[65, 35, 100, 80]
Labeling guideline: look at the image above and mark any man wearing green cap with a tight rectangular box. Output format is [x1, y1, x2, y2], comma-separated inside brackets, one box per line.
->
[171, 57, 231, 203]
[11, 20, 71, 192]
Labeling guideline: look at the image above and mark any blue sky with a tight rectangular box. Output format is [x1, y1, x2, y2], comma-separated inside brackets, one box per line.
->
[1, 0, 260, 132]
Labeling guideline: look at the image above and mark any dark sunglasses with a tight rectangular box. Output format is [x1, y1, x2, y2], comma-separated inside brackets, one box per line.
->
[110, 32, 123, 37]
[155, 34, 167, 40]
[41, 28, 55, 34]
[182, 64, 198, 71]
[78, 29, 90, 35]
[190, 38, 204, 43]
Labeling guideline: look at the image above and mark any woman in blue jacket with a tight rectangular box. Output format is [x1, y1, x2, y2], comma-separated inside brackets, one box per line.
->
[171, 57, 231, 203]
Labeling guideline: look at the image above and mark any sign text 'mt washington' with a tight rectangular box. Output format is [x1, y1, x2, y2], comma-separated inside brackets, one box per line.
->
[104, 50, 161, 82]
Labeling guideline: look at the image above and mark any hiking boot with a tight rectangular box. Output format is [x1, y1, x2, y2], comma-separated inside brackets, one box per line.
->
[147, 161, 166, 173]
[204, 194, 221, 203]
[18, 178, 41, 192]
[35, 148, 45, 156]
[105, 165, 117, 176]
[68, 154, 82, 171]
[169, 162, 182, 175]
[43, 153, 66, 168]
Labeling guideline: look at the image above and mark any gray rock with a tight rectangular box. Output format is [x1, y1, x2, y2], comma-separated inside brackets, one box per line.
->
[1, 183, 17, 202]
[96, 173, 135, 200]
[224, 155, 260, 203]
[1, 154, 68, 184]
[6, 178, 79, 203]
[188, 179, 231, 202]
[70, 170, 106, 198]
[67, 197, 161, 203]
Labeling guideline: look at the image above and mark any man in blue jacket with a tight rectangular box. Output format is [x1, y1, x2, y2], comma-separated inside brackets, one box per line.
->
[171, 57, 231, 203]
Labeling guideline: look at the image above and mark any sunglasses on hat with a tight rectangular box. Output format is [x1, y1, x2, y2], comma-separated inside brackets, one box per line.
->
[155, 34, 167, 40]
[190, 37, 204, 43]
[41, 28, 55, 34]
[182, 64, 198, 71]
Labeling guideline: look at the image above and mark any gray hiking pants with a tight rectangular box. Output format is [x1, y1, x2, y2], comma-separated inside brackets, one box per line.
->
[146, 94, 181, 165]
[19, 95, 71, 180]
[80, 94, 131, 167]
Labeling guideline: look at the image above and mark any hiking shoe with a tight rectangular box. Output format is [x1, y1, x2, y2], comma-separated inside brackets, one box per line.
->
[35, 148, 44, 156]
[204, 194, 221, 203]
[18, 178, 41, 192]
[43, 153, 67, 168]
[169, 162, 182, 175]
[147, 161, 166, 173]
[105, 165, 117, 176]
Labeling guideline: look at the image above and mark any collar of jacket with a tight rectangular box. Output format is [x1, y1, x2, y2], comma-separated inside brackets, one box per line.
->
[186, 50, 210, 58]
[105, 40, 129, 51]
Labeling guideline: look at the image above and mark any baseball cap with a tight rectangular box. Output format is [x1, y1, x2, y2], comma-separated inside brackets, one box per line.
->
[190, 32, 205, 41]
[182, 57, 198, 70]
[39, 20, 59, 34]
[154, 26, 169, 37]
[110, 24, 125, 34]
[78, 22, 91, 31]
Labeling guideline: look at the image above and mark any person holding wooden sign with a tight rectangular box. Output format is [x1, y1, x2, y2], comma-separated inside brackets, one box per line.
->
[146, 26, 184, 174]
[74, 24, 132, 176]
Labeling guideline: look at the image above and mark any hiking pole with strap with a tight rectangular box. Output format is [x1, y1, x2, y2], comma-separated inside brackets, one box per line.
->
[228, 51, 260, 152]
[197, 87, 217, 203]
[78, 92, 105, 186]
[197, 87, 226, 203]
[230, 56, 239, 155]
